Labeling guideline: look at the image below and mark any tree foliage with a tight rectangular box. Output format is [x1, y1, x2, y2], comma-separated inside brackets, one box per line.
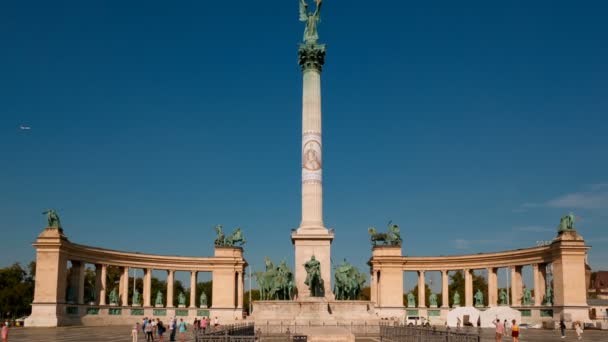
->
[0, 263, 35, 318]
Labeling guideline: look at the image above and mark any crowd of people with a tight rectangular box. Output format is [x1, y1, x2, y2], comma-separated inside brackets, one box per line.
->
[131, 316, 220, 342]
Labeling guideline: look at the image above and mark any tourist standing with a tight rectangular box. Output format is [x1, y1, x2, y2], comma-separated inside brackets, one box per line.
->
[200, 316, 208, 333]
[492, 319, 504, 342]
[169, 318, 177, 342]
[560, 319, 566, 338]
[157, 319, 165, 342]
[178, 318, 187, 342]
[1, 322, 8, 342]
[192, 317, 199, 342]
[145, 318, 154, 342]
[575, 321, 583, 340]
[151, 318, 157, 339]
[510, 319, 520, 342]
[214, 316, 219, 328]
[132, 322, 139, 342]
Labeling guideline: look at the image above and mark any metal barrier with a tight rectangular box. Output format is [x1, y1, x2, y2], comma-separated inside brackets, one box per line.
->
[379, 325, 480, 342]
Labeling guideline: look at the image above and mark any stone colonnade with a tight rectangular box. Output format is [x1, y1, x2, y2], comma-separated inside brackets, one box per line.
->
[369, 230, 589, 322]
[26, 227, 247, 327]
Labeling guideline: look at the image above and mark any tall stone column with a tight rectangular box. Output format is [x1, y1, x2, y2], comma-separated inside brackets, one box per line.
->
[68, 261, 86, 304]
[510, 266, 522, 306]
[120, 267, 129, 306]
[291, 41, 334, 299]
[167, 270, 174, 308]
[144, 268, 152, 307]
[237, 271, 244, 309]
[441, 270, 449, 308]
[487, 267, 498, 307]
[94, 264, 102, 304]
[417, 271, 426, 308]
[190, 271, 197, 308]
[99, 264, 107, 305]
[370, 271, 378, 304]
[464, 269, 473, 307]
[537, 263, 547, 305]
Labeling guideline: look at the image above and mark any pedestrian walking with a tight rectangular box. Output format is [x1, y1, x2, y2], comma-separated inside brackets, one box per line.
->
[511, 319, 520, 342]
[169, 318, 177, 342]
[1, 322, 9, 342]
[157, 319, 165, 342]
[493, 318, 504, 342]
[575, 321, 583, 340]
[132, 323, 139, 342]
[560, 319, 566, 338]
[178, 318, 187, 342]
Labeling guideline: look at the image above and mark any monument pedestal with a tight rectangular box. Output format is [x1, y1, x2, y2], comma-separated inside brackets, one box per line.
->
[292, 230, 334, 299]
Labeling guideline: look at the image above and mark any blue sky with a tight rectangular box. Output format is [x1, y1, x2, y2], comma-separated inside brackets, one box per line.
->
[1, 0, 607, 291]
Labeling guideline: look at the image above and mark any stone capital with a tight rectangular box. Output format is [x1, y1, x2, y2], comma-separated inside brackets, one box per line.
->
[298, 43, 326, 72]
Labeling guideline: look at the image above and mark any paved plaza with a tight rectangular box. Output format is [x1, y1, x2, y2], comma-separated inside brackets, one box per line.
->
[7, 326, 608, 342]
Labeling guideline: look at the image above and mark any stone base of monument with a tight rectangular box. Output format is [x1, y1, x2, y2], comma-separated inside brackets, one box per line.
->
[200, 305, 208, 309]
[294, 326, 355, 342]
[178, 304, 186, 308]
[155, 304, 163, 308]
[132, 304, 141, 307]
[252, 299, 378, 326]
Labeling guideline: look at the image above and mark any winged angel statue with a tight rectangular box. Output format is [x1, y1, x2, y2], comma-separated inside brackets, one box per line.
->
[299, 0, 323, 44]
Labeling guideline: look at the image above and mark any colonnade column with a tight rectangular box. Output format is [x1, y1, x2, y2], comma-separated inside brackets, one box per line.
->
[94, 264, 102, 304]
[237, 271, 244, 309]
[190, 271, 197, 308]
[511, 266, 522, 306]
[120, 267, 129, 306]
[487, 267, 497, 307]
[370, 271, 378, 304]
[143, 268, 152, 307]
[464, 269, 473, 307]
[441, 270, 449, 308]
[533, 264, 546, 306]
[99, 264, 107, 305]
[417, 270, 426, 308]
[166, 270, 174, 308]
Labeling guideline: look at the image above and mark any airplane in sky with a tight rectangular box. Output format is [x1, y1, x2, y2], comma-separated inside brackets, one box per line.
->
[19, 125, 31, 130]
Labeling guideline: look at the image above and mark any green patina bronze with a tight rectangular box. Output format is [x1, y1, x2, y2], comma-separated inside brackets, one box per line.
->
[43, 209, 62, 228]
[474, 289, 484, 306]
[522, 288, 532, 305]
[255, 257, 295, 300]
[544, 285, 553, 306]
[407, 292, 416, 307]
[299, 0, 322, 44]
[199, 292, 208, 307]
[499, 288, 508, 305]
[214, 225, 246, 247]
[368, 222, 402, 246]
[132, 289, 141, 306]
[333, 259, 366, 300]
[557, 213, 576, 232]
[429, 293, 438, 307]
[304, 255, 324, 297]
[453, 291, 461, 306]
[178, 292, 186, 306]
[155, 290, 163, 306]
[109, 287, 119, 305]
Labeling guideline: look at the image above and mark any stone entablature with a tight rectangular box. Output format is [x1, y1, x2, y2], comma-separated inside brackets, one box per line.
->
[26, 227, 247, 327]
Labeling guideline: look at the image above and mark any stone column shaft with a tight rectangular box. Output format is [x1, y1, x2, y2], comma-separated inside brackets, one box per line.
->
[144, 268, 152, 307]
[464, 269, 473, 307]
[99, 264, 107, 305]
[94, 264, 102, 305]
[69, 261, 86, 304]
[120, 267, 129, 306]
[237, 271, 244, 308]
[370, 271, 378, 304]
[417, 270, 426, 307]
[511, 266, 522, 306]
[167, 270, 175, 308]
[441, 270, 449, 308]
[190, 271, 197, 308]
[488, 267, 498, 307]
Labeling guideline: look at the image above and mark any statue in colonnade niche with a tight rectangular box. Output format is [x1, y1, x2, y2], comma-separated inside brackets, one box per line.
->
[474, 289, 484, 307]
[155, 291, 163, 306]
[557, 213, 576, 232]
[109, 287, 119, 305]
[368, 221, 402, 246]
[407, 292, 416, 307]
[499, 288, 508, 305]
[522, 288, 532, 305]
[429, 293, 438, 307]
[453, 291, 461, 306]
[544, 285, 553, 306]
[200, 292, 208, 307]
[304, 255, 324, 297]
[178, 292, 187, 306]
[132, 289, 141, 305]
[43, 209, 62, 228]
